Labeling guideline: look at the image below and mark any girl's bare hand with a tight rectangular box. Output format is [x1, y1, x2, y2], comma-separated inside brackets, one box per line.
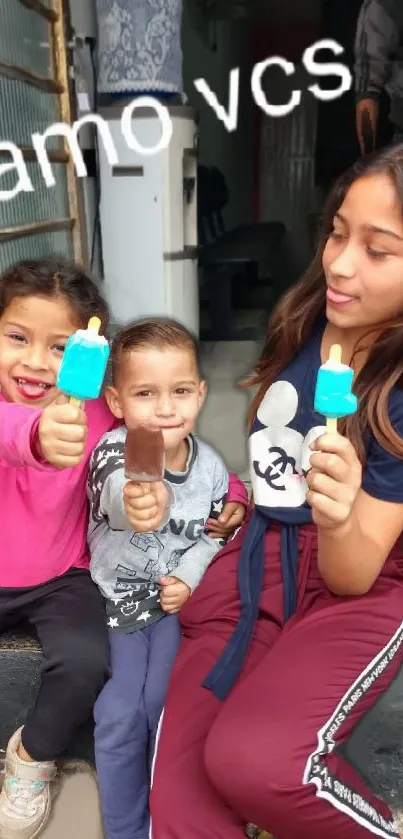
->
[306, 433, 362, 529]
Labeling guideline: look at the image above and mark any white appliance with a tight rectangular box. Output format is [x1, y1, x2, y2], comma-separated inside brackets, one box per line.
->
[97, 102, 199, 335]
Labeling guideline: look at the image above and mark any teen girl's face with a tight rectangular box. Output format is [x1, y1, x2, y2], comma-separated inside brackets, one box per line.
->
[323, 173, 403, 331]
[0, 294, 78, 407]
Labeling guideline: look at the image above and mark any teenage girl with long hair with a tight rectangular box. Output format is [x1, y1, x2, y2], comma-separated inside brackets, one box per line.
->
[146, 142, 403, 839]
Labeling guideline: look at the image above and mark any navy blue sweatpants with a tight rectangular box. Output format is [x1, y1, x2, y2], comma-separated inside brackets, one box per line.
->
[94, 615, 181, 839]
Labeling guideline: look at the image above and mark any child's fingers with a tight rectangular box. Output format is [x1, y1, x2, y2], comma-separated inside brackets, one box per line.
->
[206, 519, 225, 534]
[160, 588, 180, 602]
[161, 586, 187, 604]
[124, 482, 152, 499]
[51, 391, 70, 406]
[218, 501, 238, 523]
[161, 594, 180, 606]
[52, 403, 87, 425]
[128, 509, 160, 525]
[207, 512, 243, 537]
[51, 424, 87, 445]
[227, 509, 244, 527]
[207, 526, 227, 538]
[124, 493, 160, 523]
[124, 487, 158, 509]
[161, 603, 179, 614]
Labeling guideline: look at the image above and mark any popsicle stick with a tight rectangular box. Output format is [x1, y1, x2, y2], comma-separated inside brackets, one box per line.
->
[88, 316, 101, 333]
[329, 343, 342, 363]
[70, 396, 81, 407]
[326, 416, 337, 433]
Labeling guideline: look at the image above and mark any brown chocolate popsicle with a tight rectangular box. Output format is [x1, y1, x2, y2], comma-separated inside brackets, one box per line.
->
[124, 425, 165, 482]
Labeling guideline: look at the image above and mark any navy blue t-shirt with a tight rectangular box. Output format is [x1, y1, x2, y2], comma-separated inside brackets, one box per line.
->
[205, 322, 403, 699]
[249, 323, 403, 509]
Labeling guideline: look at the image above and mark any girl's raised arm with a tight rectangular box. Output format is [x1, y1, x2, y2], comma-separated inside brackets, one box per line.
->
[0, 400, 51, 469]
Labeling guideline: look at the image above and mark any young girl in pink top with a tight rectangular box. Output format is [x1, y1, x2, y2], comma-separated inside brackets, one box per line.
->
[0, 258, 247, 839]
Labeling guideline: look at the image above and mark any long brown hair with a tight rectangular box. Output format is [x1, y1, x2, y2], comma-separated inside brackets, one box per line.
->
[244, 143, 403, 464]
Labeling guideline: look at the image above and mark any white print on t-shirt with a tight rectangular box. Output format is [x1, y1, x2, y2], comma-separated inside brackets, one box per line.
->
[250, 380, 325, 508]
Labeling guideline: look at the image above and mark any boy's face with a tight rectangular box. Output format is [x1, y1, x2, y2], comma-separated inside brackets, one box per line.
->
[107, 346, 207, 452]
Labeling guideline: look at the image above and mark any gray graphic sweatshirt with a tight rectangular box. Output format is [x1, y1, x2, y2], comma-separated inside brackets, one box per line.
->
[354, 0, 403, 129]
[87, 427, 229, 633]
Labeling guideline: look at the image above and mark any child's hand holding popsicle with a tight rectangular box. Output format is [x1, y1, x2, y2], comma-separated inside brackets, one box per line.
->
[307, 344, 362, 528]
[123, 480, 170, 532]
[123, 424, 169, 532]
[36, 395, 88, 468]
[306, 433, 362, 529]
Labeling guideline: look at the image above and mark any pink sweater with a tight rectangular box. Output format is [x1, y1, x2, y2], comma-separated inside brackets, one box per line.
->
[0, 395, 248, 588]
[0, 394, 116, 587]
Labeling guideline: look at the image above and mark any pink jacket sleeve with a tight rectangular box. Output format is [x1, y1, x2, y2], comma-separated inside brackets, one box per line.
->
[0, 401, 51, 469]
[227, 472, 249, 507]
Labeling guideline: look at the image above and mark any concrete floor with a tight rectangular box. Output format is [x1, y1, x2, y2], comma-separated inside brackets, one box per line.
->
[41, 767, 103, 839]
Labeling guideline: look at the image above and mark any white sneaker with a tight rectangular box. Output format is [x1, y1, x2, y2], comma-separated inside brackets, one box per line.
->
[0, 728, 57, 838]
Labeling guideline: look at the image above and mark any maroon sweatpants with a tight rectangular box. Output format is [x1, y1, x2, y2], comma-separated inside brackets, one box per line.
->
[150, 523, 403, 839]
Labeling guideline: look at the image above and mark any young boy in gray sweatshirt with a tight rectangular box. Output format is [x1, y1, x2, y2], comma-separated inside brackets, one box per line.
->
[87, 317, 247, 839]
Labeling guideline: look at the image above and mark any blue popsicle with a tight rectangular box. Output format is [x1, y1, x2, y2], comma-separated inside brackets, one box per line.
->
[56, 316, 110, 404]
[314, 344, 358, 432]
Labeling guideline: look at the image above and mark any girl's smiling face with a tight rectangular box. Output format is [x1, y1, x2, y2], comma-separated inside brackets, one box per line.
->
[0, 294, 79, 407]
[323, 173, 403, 331]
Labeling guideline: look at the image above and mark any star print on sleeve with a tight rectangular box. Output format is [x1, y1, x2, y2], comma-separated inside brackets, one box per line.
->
[88, 439, 125, 522]
[208, 494, 226, 521]
[108, 616, 119, 628]
[213, 498, 224, 514]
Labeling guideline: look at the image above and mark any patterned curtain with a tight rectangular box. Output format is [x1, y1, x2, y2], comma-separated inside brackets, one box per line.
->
[95, 0, 183, 95]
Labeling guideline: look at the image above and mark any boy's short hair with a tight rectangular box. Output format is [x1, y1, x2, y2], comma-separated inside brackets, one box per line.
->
[111, 317, 202, 385]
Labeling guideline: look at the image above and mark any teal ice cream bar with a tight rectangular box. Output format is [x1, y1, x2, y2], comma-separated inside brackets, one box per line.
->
[314, 344, 358, 428]
[57, 317, 110, 402]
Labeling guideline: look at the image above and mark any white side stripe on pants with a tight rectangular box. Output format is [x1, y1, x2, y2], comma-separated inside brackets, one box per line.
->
[303, 618, 403, 839]
[149, 709, 164, 839]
